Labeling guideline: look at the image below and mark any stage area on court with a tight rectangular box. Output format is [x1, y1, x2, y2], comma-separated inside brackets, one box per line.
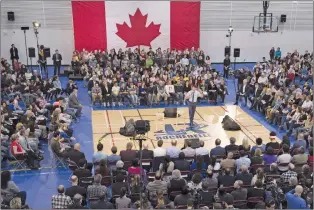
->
[92, 105, 280, 153]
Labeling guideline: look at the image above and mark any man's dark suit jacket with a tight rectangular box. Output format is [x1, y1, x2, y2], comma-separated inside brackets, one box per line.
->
[10, 47, 19, 60]
[253, 87, 263, 97]
[137, 149, 154, 159]
[174, 159, 190, 171]
[235, 172, 253, 186]
[90, 200, 114, 209]
[120, 149, 137, 162]
[73, 168, 92, 180]
[52, 53, 62, 65]
[65, 185, 87, 199]
[218, 174, 236, 187]
[225, 144, 239, 153]
[64, 150, 85, 166]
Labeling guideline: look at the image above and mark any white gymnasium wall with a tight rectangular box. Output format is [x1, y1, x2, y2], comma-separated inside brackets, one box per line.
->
[1, 1, 313, 65]
[200, 1, 313, 62]
[1, 0, 74, 65]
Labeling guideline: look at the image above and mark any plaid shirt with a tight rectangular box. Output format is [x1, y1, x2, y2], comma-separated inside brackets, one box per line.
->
[51, 193, 72, 209]
[280, 170, 297, 183]
[87, 183, 107, 199]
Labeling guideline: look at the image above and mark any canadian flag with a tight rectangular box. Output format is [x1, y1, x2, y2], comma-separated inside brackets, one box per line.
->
[72, 1, 200, 51]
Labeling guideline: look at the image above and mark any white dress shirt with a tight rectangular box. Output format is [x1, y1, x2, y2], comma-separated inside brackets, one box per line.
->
[166, 146, 180, 158]
[187, 90, 202, 103]
[195, 147, 209, 156]
[153, 147, 166, 157]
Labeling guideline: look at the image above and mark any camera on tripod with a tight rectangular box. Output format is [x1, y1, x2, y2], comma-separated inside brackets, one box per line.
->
[135, 120, 150, 135]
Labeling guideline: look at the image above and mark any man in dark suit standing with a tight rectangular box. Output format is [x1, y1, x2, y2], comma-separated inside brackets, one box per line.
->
[10, 44, 19, 69]
[52, 49, 62, 76]
[234, 79, 250, 106]
[68, 88, 82, 117]
[223, 55, 230, 78]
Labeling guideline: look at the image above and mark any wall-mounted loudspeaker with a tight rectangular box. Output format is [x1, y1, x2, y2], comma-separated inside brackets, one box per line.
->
[28, 48, 36, 58]
[7, 12, 15, 21]
[44, 48, 51, 57]
[234, 48, 240, 58]
[280, 14, 287, 23]
[224, 46, 231, 56]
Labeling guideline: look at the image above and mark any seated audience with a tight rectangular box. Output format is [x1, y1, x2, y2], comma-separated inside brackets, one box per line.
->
[235, 150, 251, 172]
[154, 140, 166, 157]
[120, 142, 137, 162]
[210, 139, 225, 158]
[166, 140, 180, 158]
[182, 140, 196, 158]
[51, 185, 72, 209]
[174, 152, 190, 171]
[139, 143, 154, 159]
[92, 143, 107, 164]
[73, 159, 92, 180]
[94, 159, 110, 176]
[251, 137, 266, 155]
[231, 180, 247, 201]
[235, 165, 253, 186]
[68, 194, 88, 209]
[115, 187, 131, 209]
[174, 186, 192, 207]
[87, 174, 107, 201]
[263, 147, 277, 165]
[225, 137, 239, 154]
[218, 168, 235, 187]
[285, 185, 309, 209]
[65, 176, 86, 204]
[1, 171, 27, 206]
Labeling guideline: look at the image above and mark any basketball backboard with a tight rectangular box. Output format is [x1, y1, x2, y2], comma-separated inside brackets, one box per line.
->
[253, 13, 279, 33]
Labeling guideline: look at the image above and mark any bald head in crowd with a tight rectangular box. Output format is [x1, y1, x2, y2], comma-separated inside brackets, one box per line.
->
[143, 143, 149, 149]
[171, 140, 177, 146]
[215, 139, 221, 146]
[74, 143, 80, 151]
[295, 185, 303, 196]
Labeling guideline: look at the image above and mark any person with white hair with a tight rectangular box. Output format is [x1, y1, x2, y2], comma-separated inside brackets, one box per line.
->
[285, 185, 309, 209]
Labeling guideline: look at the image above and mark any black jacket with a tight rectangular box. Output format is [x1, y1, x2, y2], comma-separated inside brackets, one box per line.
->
[174, 160, 190, 171]
[235, 172, 253, 186]
[10, 47, 19, 60]
[52, 53, 63, 64]
[90, 200, 114, 209]
[65, 185, 87, 199]
[137, 149, 153, 159]
[73, 168, 92, 180]
[218, 174, 236, 187]
[64, 150, 86, 166]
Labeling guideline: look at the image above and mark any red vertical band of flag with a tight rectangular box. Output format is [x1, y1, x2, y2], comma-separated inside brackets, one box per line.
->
[170, 1, 200, 50]
[71, 1, 107, 51]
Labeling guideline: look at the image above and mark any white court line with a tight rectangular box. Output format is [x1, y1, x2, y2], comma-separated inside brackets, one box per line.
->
[120, 110, 125, 124]
[103, 110, 109, 128]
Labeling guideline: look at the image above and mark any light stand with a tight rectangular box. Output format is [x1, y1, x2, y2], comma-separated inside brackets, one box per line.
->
[21, 27, 29, 67]
[34, 29, 42, 78]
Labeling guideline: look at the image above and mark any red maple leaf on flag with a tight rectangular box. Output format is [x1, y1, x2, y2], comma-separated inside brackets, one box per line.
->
[116, 8, 161, 48]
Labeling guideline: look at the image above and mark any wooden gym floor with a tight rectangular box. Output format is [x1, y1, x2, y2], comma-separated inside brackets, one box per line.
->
[92, 105, 279, 154]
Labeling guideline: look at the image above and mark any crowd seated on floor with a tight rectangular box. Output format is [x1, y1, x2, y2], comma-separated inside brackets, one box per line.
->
[48, 135, 314, 209]
[1, 56, 84, 208]
[1, 46, 313, 209]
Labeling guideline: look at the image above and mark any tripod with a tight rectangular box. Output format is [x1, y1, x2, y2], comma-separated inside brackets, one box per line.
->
[22, 30, 29, 67]
[133, 134, 146, 209]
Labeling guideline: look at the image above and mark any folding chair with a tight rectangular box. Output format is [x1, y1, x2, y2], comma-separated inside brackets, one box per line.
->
[140, 159, 153, 172]
[101, 176, 112, 187]
[79, 177, 94, 188]
[10, 155, 27, 172]
[234, 200, 248, 209]
[49, 147, 67, 168]
[180, 171, 191, 181]
[66, 159, 78, 182]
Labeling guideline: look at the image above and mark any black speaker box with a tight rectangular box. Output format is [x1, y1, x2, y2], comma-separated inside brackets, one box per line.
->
[43, 48, 51, 57]
[234, 48, 240, 58]
[28, 47, 36, 58]
[164, 108, 177, 118]
[224, 46, 231, 56]
[7, 12, 14, 21]
[222, 115, 241, 131]
[280, 14, 287, 23]
[184, 138, 200, 149]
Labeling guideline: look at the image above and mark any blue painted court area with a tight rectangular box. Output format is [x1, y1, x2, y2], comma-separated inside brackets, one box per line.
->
[7, 63, 286, 209]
